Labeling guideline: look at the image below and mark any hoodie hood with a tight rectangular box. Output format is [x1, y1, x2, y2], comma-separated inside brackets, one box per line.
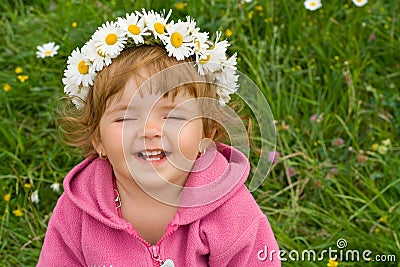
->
[63, 143, 250, 229]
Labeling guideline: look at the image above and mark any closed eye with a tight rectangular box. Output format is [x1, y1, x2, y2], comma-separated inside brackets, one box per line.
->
[115, 117, 137, 122]
[165, 116, 187, 121]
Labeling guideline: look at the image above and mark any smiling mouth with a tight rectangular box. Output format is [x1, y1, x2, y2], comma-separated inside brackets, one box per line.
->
[137, 150, 167, 161]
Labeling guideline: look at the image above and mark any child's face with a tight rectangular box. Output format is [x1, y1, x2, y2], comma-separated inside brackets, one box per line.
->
[95, 75, 205, 190]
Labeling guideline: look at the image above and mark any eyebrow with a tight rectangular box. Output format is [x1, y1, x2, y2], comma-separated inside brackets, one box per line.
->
[107, 103, 192, 114]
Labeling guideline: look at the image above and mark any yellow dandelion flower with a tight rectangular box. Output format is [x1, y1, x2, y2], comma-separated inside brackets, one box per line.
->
[24, 183, 32, 189]
[175, 2, 187, 10]
[225, 28, 232, 37]
[327, 258, 339, 267]
[15, 67, 23, 74]
[17, 75, 29, 83]
[248, 11, 254, 20]
[378, 216, 388, 224]
[4, 193, 11, 202]
[3, 83, 11, 92]
[374, 227, 380, 234]
[255, 5, 263, 11]
[72, 21, 78, 28]
[370, 143, 379, 151]
[12, 208, 24, 217]
[334, 56, 339, 61]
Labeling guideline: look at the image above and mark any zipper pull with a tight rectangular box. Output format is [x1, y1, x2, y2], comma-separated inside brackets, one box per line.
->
[160, 259, 175, 267]
[150, 245, 175, 267]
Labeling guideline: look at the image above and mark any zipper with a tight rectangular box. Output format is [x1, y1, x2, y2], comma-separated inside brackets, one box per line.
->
[114, 176, 178, 265]
[126, 222, 178, 266]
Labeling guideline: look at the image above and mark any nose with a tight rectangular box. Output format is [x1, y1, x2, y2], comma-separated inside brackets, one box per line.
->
[142, 117, 162, 139]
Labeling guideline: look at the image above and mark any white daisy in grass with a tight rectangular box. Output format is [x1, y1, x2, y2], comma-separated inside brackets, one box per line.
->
[82, 40, 114, 71]
[36, 42, 59, 58]
[352, 0, 368, 7]
[92, 21, 127, 57]
[304, 0, 322, 11]
[31, 190, 39, 204]
[165, 20, 195, 60]
[50, 182, 61, 193]
[143, 9, 171, 41]
[117, 12, 149, 44]
[63, 48, 96, 87]
[196, 32, 229, 75]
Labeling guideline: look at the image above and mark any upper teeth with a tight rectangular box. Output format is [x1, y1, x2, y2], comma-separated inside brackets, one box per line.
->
[141, 150, 163, 156]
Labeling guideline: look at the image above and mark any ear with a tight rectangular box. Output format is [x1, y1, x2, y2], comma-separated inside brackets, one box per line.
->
[92, 136, 106, 157]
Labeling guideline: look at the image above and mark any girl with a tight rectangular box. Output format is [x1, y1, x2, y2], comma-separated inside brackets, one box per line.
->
[38, 9, 280, 266]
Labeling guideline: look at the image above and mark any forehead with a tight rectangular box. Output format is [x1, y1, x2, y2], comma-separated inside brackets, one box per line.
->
[107, 74, 199, 113]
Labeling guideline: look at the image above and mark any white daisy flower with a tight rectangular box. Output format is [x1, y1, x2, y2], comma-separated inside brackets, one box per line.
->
[193, 31, 210, 54]
[196, 32, 229, 75]
[165, 20, 195, 60]
[352, 0, 368, 7]
[117, 12, 149, 44]
[216, 85, 232, 106]
[217, 53, 239, 88]
[36, 42, 60, 58]
[62, 76, 89, 108]
[63, 81, 89, 109]
[31, 190, 39, 204]
[50, 183, 61, 193]
[92, 21, 127, 57]
[63, 48, 96, 87]
[143, 9, 172, 41]
[304, 0, 322, 11]
[82, 40, 113, 71]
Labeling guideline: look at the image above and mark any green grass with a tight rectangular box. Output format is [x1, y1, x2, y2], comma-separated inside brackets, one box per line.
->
[0, 0, 399, 266]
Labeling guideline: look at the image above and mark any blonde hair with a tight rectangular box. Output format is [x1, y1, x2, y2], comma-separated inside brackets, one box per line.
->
[59, 45, 230, 156]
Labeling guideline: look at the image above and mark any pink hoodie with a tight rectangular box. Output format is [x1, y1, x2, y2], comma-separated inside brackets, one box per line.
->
[37, 144, 281, 266]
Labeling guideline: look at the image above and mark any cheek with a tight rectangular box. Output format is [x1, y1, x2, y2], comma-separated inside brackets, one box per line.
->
[100, 124, 124, 152]
[177, 120, 204, 159]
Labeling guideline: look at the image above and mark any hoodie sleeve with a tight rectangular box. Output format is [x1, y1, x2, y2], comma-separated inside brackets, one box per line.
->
[209, 214, 281, 266]
[37, 195, 86, 266]
[206, 186, 281, 267]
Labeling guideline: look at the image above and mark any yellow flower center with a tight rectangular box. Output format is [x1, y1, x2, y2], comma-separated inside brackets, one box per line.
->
[171, 32, 183, 48]
[45, 50, 52, 56]
[194, 40, 201, 51]
[97, 50, 106, 57]
[78, 60, 89, 74]
[154, 22, 165, 34]
[310, 2, 316, 6]
[199, 54, 210, 64]
[105, 33, 118, 45]
[128, 24, 141, 35]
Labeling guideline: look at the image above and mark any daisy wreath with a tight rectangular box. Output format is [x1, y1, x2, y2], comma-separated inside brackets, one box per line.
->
[62, 9, 239, 108]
